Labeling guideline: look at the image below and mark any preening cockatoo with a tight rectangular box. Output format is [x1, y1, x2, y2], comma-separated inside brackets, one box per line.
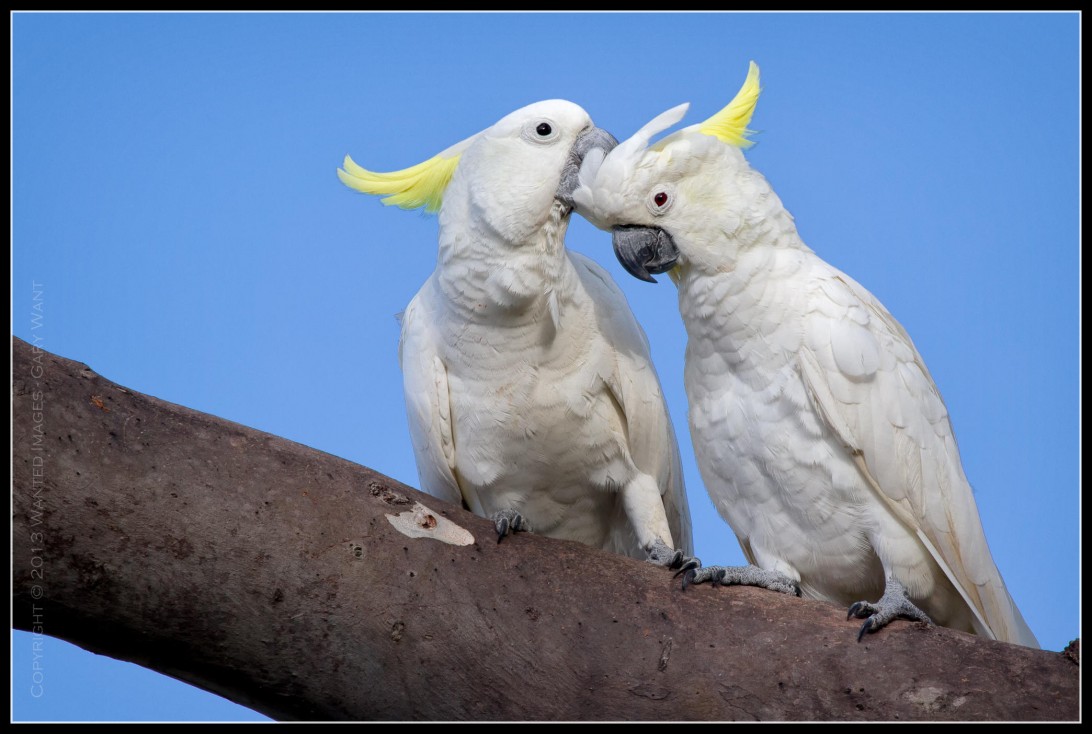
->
[572, 63, 1039, 647]
[339, 100, 695, 570]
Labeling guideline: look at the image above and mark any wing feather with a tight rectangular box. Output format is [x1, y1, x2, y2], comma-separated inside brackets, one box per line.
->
[799, 265, 1038, 647]
[398, 289, 469, 510]
[570, 251, 694, 555]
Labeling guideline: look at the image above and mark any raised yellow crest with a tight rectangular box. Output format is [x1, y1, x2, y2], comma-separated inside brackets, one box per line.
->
[337, 135, 476, 214]
[698, 61, 761, 148]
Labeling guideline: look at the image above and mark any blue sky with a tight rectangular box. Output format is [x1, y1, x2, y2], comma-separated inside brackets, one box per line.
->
[11, 11, 1078, 722]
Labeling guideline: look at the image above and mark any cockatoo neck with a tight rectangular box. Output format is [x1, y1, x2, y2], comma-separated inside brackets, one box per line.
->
[680, 174, 808, 279]
[674, 199, 812, 350]
[435, 199, 576, 325]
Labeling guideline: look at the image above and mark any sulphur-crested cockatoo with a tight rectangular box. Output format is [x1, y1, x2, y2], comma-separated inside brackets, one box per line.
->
[572, 63, 1038, 646]
[339, 100, 695, 570]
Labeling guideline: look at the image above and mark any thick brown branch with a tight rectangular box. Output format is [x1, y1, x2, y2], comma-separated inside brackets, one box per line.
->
[11, 336, 1078, 721]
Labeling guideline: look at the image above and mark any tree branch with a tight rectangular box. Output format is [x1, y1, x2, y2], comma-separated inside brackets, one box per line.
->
[11, 337, 1078, 721]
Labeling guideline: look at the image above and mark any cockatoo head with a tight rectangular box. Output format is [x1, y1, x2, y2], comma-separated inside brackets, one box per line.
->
[572, 62, 765, 282]
[339, 100, 617, 244]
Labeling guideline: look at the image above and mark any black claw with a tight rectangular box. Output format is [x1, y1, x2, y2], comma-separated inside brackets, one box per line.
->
[680, 568, 697, 591]
[671, 555, 698, 575]
[847, 602, 866, 620]
[857, 618, 875, 642]
[673, 566, 691, 579]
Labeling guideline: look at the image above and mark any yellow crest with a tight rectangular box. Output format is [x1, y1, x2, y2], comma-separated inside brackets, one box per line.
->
[698, 61, 761, 148]
[337, 135, 475, 214]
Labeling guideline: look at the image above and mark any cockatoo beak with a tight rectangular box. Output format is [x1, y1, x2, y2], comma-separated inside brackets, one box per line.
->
[612, 225, 680, 283]
[556, 125, 618, 209]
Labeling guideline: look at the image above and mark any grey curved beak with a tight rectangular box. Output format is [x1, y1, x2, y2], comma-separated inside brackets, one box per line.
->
[557, 126, 618, 208]
[612, 226, 680, 283]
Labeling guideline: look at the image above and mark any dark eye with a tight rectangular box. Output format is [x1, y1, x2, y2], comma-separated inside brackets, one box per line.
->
[654, 192, 669, 207]
[536, 122, 552, 137]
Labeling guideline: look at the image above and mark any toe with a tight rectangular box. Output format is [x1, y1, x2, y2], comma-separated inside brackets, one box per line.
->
[847, 601, 872, 620]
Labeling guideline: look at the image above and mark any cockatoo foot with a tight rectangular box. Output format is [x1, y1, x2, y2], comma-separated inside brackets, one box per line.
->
[647, 538, 700, 573]
[847, 578, 933, 641]
[680, 565, 800, 596]
[491, 508, 530, 543]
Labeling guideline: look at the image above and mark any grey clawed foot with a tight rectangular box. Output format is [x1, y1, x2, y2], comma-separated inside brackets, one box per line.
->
[491, 508, 529, 543]
[647, 538, 700, 573]
[847, 578, 933, 642]
[680, 565, 800, 596]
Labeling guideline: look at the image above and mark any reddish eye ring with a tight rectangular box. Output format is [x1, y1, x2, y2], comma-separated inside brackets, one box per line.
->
[653, 192, 669, 207]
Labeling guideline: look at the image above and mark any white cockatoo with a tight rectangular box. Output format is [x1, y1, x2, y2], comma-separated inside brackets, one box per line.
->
[572, 63, 1038, 647]
[339, 100, 695, 570]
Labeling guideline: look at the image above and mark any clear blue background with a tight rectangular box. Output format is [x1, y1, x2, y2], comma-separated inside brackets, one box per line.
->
[12, 11, 1079, 722]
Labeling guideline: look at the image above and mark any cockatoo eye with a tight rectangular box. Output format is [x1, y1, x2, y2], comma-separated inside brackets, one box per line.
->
[523, 119, 560, 145]
[648, 187, 674, 216]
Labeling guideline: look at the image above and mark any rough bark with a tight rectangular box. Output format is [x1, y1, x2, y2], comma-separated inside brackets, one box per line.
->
[11, 336, 1079, 721]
